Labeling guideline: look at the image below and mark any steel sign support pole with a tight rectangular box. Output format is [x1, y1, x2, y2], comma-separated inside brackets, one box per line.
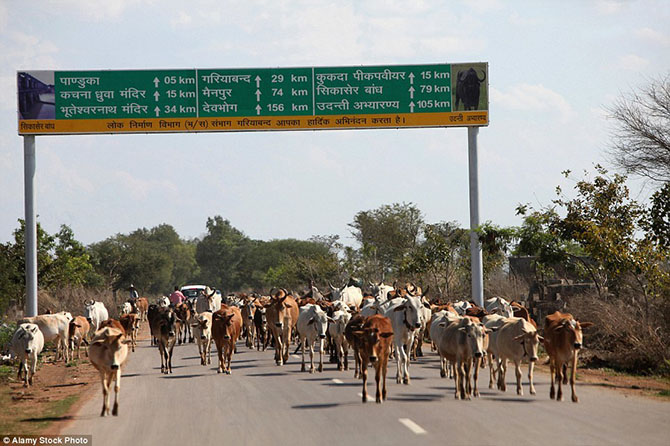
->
[24, 135, 38, 317]
[468, 127, 484, 307]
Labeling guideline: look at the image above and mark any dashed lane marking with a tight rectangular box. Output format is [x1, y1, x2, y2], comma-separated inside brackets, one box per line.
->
[332, 378, 343, 384]
[398, 418, 427, 435]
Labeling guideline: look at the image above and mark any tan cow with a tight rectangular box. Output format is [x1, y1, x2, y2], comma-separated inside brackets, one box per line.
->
[544, 311, 593, 402]
[212, 305, 242, 374]
[68, 316, 90, 359]
[265, 290, 299, 366]
[191, 312, 213, 366]
[241, 298, 258, 349]
[434, 316, 490, 400]
[88, 327, 130, 416]
[494, 317, 543, 395]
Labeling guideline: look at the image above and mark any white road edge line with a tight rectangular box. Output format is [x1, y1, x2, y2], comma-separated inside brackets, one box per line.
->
[398, 418, 427, 435]
[332, 378, 343, 384]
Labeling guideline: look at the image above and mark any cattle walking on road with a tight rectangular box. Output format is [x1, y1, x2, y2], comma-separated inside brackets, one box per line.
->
[544, 311, 593, 402]
[88, 327, 130, 416]
[10, 323, 44, 387]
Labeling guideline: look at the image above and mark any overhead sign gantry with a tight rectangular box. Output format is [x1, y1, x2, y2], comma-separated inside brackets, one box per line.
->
[17, 62, 488, 316]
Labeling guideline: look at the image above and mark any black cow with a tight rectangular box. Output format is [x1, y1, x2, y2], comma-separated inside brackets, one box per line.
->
[148, 306, 178, 374]
[455, 68, 486, 111]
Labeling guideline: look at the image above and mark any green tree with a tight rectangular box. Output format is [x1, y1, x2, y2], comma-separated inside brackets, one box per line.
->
[402, 221, 469, 299]
[195, 216, 250, 292]
[349, 202, 424, 279]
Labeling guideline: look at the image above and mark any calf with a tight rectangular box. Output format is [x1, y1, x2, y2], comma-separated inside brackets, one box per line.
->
[296, 304, 329, 373]
[10, 323, 44, 387]
[119, 313, 139, 352]
[544, 311, 593, 402]
[19, 312, 72, 363]
[495, 317, 543, 395]
[88, 327, 130, 416]
[149, 308, 178, 374]
[212, 305, 242, 374]
[68, 316, 90, 359]
[328, 310, 351, 371]
[351, 315, 394, 403]
[191, 312, 213, 366]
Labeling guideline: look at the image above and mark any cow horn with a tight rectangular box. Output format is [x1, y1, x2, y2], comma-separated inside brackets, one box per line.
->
[478, 69, 486, 82]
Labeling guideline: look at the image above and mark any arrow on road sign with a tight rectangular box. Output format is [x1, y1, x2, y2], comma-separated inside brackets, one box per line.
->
[408, 73, 414, 85]
[255, 89, 261, 101]
[255, 104, 262, 115]
[409, 101, 415, 113]
[255, 76, 261, 88]
[153, 77, 160, 88]
[154, 106, 160, 117]
[154, 91, 160, 101]
[408, 86, 415, 99]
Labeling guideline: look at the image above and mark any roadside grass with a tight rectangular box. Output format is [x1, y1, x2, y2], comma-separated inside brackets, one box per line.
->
[0, 382, 80, 435]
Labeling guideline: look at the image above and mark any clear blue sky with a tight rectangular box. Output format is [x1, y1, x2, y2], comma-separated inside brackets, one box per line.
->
[1, 0, 668, 245]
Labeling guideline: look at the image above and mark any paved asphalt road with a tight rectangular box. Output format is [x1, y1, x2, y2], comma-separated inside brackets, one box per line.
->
[62, 334, 669, 446]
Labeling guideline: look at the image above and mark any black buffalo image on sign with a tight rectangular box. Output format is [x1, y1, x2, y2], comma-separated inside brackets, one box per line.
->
[454, 68, 486, 111]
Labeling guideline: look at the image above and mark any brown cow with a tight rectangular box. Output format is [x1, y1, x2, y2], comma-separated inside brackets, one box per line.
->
[511, 301, 538, 329]
[351, 314, 394, 403]
[344, 313, 366, 378]
[88, 327, 130, 416]
[212, 305, 243, 374]
[129, 297, 149, 322]
[68, 316, 90, 359]
[174, 302, 192, 344]
[543, 311, 593, 402]
[99, 318, 125, 334]
[265, 290, 299, 366]
[119, 313, 139, 352]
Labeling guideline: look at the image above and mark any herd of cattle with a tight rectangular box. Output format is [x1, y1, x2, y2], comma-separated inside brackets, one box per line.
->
[7, 281, 593, 416]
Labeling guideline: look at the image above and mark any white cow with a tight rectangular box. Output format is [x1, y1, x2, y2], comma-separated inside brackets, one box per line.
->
[191, 312, 213, 366]
[157, 296, 170, 308]
[384, 296, 422, 385]
[119, 302, 132, 315]
[296, 304, 329, 373]
[327, 309, 351, 371]
[495, 317, 543, 395]
[482, 314, 509, 389]
[10, 323, 44, 386]
[329, 284, 363, 310]
[452, 300, 472, 315]
[196, 287, 222, 313]
[369, 281, 394, 303]
[84, 300, 109, 335]
[19, 312, 72, 362]
[485, 297, 514, 318]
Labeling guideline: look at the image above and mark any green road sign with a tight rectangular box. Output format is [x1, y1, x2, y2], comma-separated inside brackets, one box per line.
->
[18, 63, 488, 134]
